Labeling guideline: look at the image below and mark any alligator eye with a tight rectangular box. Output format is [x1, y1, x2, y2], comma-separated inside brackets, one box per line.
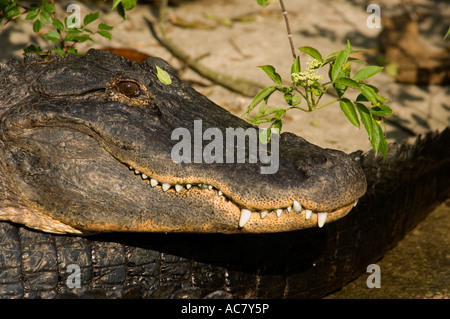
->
[117, 81, 141, 98]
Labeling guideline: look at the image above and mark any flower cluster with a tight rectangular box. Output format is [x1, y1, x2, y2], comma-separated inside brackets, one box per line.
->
[291, 58, 323, 87]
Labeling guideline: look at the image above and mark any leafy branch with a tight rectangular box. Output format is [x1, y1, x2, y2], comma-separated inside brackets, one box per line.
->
[245, 0, 392, 158]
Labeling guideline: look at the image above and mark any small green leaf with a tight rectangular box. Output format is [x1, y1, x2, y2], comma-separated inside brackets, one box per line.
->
[67, 47, 79, 55]
[291, 56, 300, 78]
[359, 85, 378, 105]
[156, 65, 172, 85]
[43, 30, 60, 43]
[356, 102, 374, 140]
[298, 46, 323, 62]
[98, 30, 112, 40]
[257, 107, 284, 117]
[98, 23, 114, 31]
[331, 40, 352, 82]
[43, 3, 56, 13]
[244, 86, 276, 115]
[352, 66, 384, 82]
[334, 77, 359, 89]
[39, 11, 51, 24]
[121, 0, 137, 10]
[339, 98, 360, 128]
[258, 65, 282, 85]
[444, 27, 450, 40]
[83, 12, 99, 26]
[369, 104, 393, 117]
[284, 92, 301, 106]
[51, 46, 66, 57]
[24, 44, 42, 54]
[26, 6, 40, 20]
[112, 0, 122, 9]
[33, 19, 42, 32]
[256, 0, 270, 7]
[52, 18, 65, 31]
[376, 123, 388, 158]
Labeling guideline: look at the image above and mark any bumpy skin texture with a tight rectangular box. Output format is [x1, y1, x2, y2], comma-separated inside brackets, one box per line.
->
[0, 50, 366, 234]
[0, 129, 448, 299]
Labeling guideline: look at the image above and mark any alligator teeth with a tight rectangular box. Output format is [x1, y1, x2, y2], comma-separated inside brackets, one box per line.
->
[134, 169, 141, 174]
[239, 209, 252, 227]
[293, 201, 302, 213]
[150, 179, 158, 187]
[276, 209, 283, 217]
[354, 199, 358, 207]
[317, 212, 328, 228]
[141, 173, 148, 179]
[305, 209, 312, 220]
[162, 183, 171, 192]
[218, 190, 223, 196]
[260, 210, 268, 218]
[186, 184, 192, 189]
[287, 206, 292, 212]
[175, 184, 183, 192]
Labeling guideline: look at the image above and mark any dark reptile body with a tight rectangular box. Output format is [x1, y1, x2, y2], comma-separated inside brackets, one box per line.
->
[1, 128, 448, 299]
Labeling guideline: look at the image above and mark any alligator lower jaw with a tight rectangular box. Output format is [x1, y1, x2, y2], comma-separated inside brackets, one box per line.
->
[128, 165, 358, 232]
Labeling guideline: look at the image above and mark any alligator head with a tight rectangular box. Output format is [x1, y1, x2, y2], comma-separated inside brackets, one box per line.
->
[0, 50, 366, 234]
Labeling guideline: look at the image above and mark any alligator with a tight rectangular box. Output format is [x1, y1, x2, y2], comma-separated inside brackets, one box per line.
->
[0, 50, 448, 298]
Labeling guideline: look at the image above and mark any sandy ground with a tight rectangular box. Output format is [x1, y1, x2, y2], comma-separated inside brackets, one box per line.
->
[1, 0, 449, 298]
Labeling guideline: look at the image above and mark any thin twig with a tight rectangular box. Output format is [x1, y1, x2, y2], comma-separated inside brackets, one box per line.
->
[279, 0, 296, 60]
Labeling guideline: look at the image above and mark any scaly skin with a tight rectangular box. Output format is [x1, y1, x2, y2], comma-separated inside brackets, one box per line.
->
[0, 50, 366, 234]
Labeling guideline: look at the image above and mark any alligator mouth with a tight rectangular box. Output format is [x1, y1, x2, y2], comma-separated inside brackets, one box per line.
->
[127, 163, 358, 230]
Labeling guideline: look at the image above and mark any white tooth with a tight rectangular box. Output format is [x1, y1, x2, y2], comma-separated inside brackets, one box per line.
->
[175, 184, 183, 192]
[317, 212, 327, 228]
[202, 184, 209, 189]
[218, 190, 223, 196]
[276, 209, 282, 217]
[208, 185, 213, 190]
[287, 206, 292, 212]
[260, 210, 268, 218]
[129, 165, 133, 170]
[141, 174, 148, 179]
[354, 199, 358, 207]
[293, 201, 302, 213]
[186, 184, 192, 189]
[150, 179, 158, 187]
[239, 209, 252, 228]
[305, 209, 312, 220]
[162, 183, 171, 191]
[134, 169, 141, 174]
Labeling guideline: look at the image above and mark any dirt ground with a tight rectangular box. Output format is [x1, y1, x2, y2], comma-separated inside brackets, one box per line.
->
[1, 0, 449, 299]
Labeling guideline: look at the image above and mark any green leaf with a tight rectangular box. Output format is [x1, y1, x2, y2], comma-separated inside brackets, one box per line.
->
[256, 0, 270, 7]
[43, 3, 55, 13]
[67, 47, 79, 55]
[156, 65, 172, 85]
[244, 86, 276, 115]
[97, 30, 112, 40]
[24, 44, 42, 54]
[83, 12, 99, 26]
[98, 23, 114, 31]
[257, 107, 284, 117]
[25, 6, 40, 20]
[39, 11, 51, 24]
[334, 77, 359, 89]
[352, 66, 383, 82]
[369, 104, 393, 117]
[359, 85, 378, 105]
[43, 30, 60, 43]
[33, 19, 42, 32]
[284, 92, 301, 106]
[331, 40, 352, 82]
[356, 102, 374, 140]
[376, 124, 388, 158]
[298, 46, 323, 62]
[121, 0, 137, 10]
[444, 27, 450, 40]
[258, 65, 282, 85]
[339, 98, 360, 128]
[52, 18, 65, 31]
[291, 56, 300, 78]
[51, 46, 66, 57]
[112, 0, 122, 9]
